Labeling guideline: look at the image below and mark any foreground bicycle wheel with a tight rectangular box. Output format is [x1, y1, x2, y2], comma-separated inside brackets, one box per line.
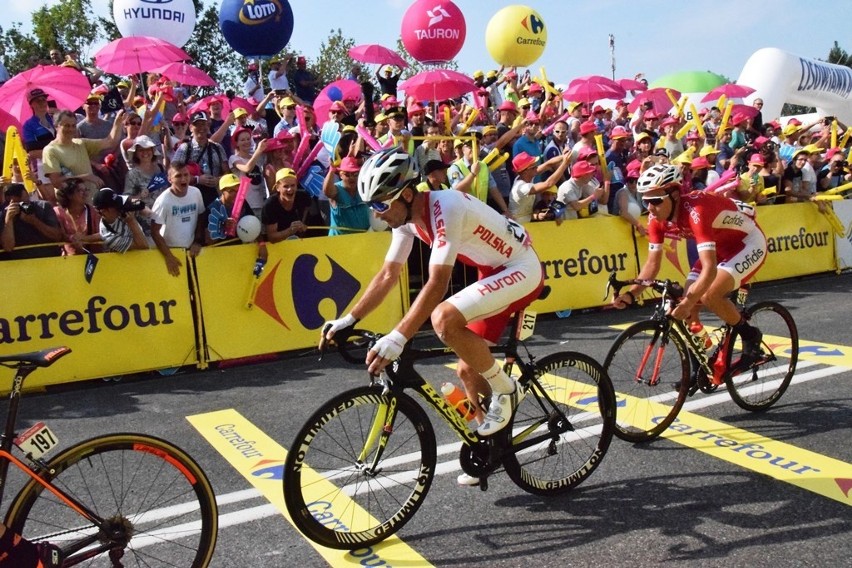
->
[503, 352, 615, 495]
[604, 321, 690, 442]
[283, 387, 437, 549]
[726, 301, 798, 411]
[5, 434, 218, 568]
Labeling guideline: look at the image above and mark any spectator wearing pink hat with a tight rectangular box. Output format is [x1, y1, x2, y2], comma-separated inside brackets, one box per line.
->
[322, 156, 370, 236]
[511, 111, 543, 168]
[684, 129, 703, 152]
[820, 147, 852, 190]
[614, 160, 646, 235]
[556, 160, 606, 221]
[729, 113, 750, 151]
[690, 156, 712, 190]
[569, 120, 599, 164]
[496, 100, 518, 137]
[406, 102, 427, 147]
[606, 126, 632, 199]
[508, 151, 570, 224]
[659, 116, 685, 158]
[730, 154, 766, 203]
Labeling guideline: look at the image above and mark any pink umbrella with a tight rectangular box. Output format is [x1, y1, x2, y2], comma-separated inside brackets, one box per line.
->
[189, 94, 256, 117]
[701, 83, 755, 103]
[617, 78, 647, 92]
[399, 69, 476, 102]
[730, 103, 760, 120]
[0, 65, 92, 123]
[0, 108, 21, 132]
[95, 36, 190, 75]
[314, 80, 362, 126]
[563, 75, 626, 104]
[628, 87, 682, 114]
[348, 44, 408, 69]
[150, 62, 216, 88]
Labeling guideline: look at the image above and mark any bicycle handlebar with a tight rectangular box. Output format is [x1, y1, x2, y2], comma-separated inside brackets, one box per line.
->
[604, 271, 684, 302]
[318, 327, 379, 365]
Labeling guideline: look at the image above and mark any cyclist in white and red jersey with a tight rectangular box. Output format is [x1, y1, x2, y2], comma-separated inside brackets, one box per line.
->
[321, 148, 543, 464]
[612, 164, 766, 367]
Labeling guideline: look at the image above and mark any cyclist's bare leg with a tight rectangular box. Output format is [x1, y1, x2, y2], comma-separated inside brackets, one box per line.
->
[699, 269, 741, 325]
[456, 360, 488, 422]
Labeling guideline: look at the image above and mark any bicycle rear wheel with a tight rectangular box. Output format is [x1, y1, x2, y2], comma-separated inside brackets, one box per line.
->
[604, 320, 690, 442]
[502, 352, 615, 495]
[4, 433, 218, 568]
[283, 387, 436, 550]
[725, 301, 798, 411]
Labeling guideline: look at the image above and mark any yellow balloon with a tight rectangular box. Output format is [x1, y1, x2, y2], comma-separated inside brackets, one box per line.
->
[486, 5, 547, 67]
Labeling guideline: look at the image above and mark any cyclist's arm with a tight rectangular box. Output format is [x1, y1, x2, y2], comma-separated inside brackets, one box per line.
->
[347, 260, 405, 322]
[671, 247, 717, 320]
[614, 247, 662, 308]
[393, 263, 453, 340]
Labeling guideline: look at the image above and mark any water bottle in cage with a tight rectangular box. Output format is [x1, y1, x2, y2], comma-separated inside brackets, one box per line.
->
[736, 287, 748, 306]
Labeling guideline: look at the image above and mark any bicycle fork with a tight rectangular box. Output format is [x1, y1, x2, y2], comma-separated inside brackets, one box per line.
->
[355, 396, 398, 477]
[635, 329, 667, 387]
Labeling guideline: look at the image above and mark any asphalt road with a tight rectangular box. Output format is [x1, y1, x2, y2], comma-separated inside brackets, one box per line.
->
[11, 271, 852, 567]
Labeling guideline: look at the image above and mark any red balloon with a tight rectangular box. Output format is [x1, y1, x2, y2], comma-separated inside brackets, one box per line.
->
[400, 0, 466, 65]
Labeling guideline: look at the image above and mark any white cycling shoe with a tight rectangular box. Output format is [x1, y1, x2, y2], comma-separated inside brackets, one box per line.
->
[457, 473, 480, 487]
[476, 385, 523, 436]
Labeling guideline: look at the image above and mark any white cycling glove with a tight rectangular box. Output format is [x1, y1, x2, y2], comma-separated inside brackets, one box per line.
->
[370, 330, 407, 362]
[322, 313, 357, 340]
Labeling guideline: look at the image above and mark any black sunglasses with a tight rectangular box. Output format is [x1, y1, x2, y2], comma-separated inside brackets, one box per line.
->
[642, 196, 668, 206]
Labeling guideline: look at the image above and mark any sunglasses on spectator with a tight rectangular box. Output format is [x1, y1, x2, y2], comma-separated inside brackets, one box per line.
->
[642, 195, 669, 206]
[369, 189, 405, 213]
[284, 105, 296, 110]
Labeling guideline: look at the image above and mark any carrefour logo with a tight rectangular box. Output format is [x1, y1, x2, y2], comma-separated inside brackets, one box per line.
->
[252, 253, 361, 330]
[239, 0, 284, 25]
[520, 13, 545, 35]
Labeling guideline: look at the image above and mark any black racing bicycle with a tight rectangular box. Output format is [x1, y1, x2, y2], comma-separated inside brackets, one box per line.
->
[0, 347, 218, 567]
[603, 272, 799, 443]
[282, 306, 616, 549]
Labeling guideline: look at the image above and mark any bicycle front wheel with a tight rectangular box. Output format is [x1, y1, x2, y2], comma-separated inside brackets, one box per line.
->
[283, 387, 436, 550]
[725, 301, 798, 411]
[604, 320, 690, 442]
[4, 433, 218, 568]
[503, 352, 615, 495]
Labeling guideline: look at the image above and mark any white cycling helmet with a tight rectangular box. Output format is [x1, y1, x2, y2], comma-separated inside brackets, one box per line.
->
[636, 164, 682, 193]
[358, 148, 420, 203]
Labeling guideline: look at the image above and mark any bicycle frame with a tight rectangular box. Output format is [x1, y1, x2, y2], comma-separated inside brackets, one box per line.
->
[350, 310, 573, 473]
[0, 361, 118, 560]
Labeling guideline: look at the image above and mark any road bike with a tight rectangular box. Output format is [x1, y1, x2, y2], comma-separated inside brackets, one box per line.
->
[603, 272, 798, 443]
[0, 346, 218, 567]
[282, 306, 616, 549]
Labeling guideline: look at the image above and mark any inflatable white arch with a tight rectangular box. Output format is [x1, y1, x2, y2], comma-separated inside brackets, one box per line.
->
[737, 47, 852, 124]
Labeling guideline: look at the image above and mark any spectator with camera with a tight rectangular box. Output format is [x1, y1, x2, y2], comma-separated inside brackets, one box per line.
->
[150, 161, 206, 276]
[92, 188, 149, 253]
[819, 148, 852, 190]
[0, 182, 63, 260]
[171, 112, 229, 207]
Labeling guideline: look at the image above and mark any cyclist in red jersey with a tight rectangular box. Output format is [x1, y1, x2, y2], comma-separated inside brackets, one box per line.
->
[321, 148, 544, 455]
[611, 164, 766, 367]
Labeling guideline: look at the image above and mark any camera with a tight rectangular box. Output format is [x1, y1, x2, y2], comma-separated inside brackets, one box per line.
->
[120, 197, 146, 214]
[824, 116, 835, 125]
[833, 160, 848, 169]
[18, 202, 35, 215]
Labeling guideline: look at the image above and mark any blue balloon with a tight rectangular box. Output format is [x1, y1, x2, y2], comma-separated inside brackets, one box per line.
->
[326, 86, 342, 101]
[219, 0, 294, 58]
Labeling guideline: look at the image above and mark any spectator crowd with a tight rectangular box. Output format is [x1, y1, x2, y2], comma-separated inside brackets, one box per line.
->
[2, 50, 851, 273]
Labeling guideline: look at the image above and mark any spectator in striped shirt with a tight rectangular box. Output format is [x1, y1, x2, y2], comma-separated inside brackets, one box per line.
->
[93, 189, 149, 253]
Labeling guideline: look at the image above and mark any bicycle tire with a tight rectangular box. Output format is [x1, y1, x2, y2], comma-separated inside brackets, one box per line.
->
[4, 433, 218, 568]
[502, 352, 615, 495]
[725, 301, 798, 411]
[604, 320, 690, 442]
[283, 387, 436, 549]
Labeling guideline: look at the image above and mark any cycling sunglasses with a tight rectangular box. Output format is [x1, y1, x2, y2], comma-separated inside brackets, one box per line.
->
[642, 195, 669, 206]
[369, 189, 405, 213]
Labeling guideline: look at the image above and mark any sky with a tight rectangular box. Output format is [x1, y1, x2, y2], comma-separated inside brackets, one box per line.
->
[2, 0, 849, 86]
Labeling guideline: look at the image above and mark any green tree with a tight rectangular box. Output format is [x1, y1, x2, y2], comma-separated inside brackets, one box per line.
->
[313, 28, 359, 87]
[31, 0, 101, 58]
[0, 24, 45, 73]
[826, 40, 852, 68]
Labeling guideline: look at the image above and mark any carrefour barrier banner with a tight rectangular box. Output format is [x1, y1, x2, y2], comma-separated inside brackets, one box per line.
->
[832, 200, 852, 269]
[195, 233, 404, 361]
[754, 203, 835, 281]
[0, 249, 197, 389]
[634, 233, 693, 295]
[527, 215, 640, 312]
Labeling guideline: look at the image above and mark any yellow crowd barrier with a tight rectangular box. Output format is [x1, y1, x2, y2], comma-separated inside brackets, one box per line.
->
[0, 202, 842, 391]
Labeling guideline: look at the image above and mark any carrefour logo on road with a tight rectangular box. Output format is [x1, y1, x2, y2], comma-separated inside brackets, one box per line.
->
[521, 13, 545, 35]
[239, 0, 283, 25]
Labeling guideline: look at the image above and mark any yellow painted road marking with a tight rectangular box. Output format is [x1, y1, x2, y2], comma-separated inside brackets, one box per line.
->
[187, 409, 433, 567]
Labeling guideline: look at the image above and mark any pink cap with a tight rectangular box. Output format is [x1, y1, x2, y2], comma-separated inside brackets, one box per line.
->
[643, 110, 658, 120]
[578, 146, 598, 160]
[660, 117, 678, 128]
[329, 101, 347, 113]
[826, 147, 843, 160]
[524, 110, 540, 123]
[498, 100, 518, 113]
[748, 153, 765, 165]
[172, 112, 187, 123]
[731, 112, 749, 126]
[690, 157, 710, 170]
[512, 152, 538, 173]
[527, 82, 543, 93]
[685, 130, 701, 140]
[593, 105, 605, 114]
[338, 156, 361, 172]
[407, 102, 425, 114]
[610, 126, 630, 139]
[571, 160, 597, 177]
[579, 121, 597, 135]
